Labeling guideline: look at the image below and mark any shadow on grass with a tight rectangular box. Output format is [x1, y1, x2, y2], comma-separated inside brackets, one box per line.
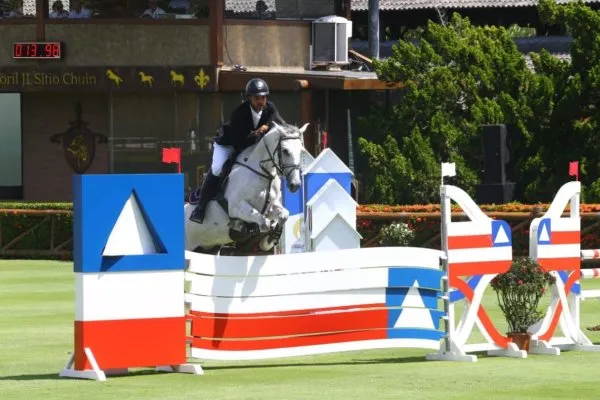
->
[0, 355, 438, 380]
[199, 355, 429, 371]
[0, 373, 64, 381]
[0, 369, 169, 381]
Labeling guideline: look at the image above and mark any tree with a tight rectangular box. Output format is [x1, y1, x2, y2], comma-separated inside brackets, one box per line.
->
[358, 13, 540, 205]
[527, 0, 600, 202]
[358, 2, 600, 205]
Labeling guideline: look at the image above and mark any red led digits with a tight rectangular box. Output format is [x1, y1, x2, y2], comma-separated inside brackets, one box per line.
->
[12, 42, 62, 59]
[14, 44, 22, 57]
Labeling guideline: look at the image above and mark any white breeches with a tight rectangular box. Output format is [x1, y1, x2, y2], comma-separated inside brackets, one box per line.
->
[211, 143, 234, 176]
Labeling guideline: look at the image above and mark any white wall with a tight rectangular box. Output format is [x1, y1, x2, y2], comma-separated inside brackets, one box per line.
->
[0, 93, 22, 187]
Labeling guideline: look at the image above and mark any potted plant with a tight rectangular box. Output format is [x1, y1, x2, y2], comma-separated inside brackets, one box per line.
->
[490, 256, 556, 351]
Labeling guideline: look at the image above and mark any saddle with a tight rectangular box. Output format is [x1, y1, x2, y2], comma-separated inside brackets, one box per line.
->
[188, 151, 239, 205]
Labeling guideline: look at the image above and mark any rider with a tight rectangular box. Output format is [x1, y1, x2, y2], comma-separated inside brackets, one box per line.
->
[190, 77, 286, 224]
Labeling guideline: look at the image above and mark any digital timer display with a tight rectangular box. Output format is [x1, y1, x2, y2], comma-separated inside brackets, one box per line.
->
[12, 42, 64, 60]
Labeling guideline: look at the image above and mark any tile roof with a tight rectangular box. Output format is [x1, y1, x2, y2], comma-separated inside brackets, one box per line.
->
[224, 0, 600, 14]
[351, 0, 600, 10]
[350, 36, 573, 58]
[225, 0, 276, 13]
[350, 36, 574, 72]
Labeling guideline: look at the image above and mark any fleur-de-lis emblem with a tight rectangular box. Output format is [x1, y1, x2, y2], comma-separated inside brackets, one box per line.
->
[193, 68, 210, 89]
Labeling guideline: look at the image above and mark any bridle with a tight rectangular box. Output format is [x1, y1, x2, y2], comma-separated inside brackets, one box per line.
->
[233, 127, 303, 214]
[260, 133, 303, 181]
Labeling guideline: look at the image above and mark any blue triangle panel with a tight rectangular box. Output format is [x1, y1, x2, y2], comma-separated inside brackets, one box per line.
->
[537, 219, 552, 245]
[388, 267, 444, 290]
[387, 308, 445, 330]
[572, 282, 581, 295]
[303, 173, 352, 204]
[491, 220, 512, 247]
[386, 327, 445, 341]
[73, 173, 185, 273]
[385, 287, 440, 310]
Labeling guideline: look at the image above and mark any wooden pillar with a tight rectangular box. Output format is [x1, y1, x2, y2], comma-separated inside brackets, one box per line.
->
[344, 0, 351, 20]
[35, 0, 45, 41]
[335, 0, 351, 19]
[209, 0, 224, 67]
[296, 80, 315, 156]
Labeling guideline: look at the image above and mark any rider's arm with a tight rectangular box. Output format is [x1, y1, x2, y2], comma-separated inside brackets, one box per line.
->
[230, 106, 257, 151]
[267, 102, 286, 127]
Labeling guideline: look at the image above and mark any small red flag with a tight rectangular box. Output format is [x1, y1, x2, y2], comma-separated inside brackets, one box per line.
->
[569, 161, 579, 181]
[321, 131, 328, 150]
[162, 147, 181, 173]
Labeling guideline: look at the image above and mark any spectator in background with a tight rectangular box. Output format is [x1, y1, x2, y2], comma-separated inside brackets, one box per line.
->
[49, 0, 69, 18]
[168, 0, 189, 13]
[254, 0, 268, 19]
[140, 0, 165, 18]
[5, 0, 24, 18]
[68, 0, 91, 18]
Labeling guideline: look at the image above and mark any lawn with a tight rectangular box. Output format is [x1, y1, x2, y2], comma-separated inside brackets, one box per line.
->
[2, 259, 600, 400]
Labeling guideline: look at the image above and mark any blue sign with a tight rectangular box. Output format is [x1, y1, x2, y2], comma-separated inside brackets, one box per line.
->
[73, 174, 185, 273]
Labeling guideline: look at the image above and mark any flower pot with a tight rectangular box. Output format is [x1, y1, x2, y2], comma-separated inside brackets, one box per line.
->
[507, 332, 531, 352]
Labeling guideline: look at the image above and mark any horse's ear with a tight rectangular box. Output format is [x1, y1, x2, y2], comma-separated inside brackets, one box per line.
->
[299, 123, 310, 135]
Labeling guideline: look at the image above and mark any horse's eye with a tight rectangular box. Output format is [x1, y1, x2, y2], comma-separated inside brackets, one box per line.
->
[283, 149, 290, 155]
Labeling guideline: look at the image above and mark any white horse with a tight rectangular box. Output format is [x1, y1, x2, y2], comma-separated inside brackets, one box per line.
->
[184, 122, 309, 254]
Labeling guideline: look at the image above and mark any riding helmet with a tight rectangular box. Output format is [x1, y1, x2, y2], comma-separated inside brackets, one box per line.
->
[245, 78, 270, 97]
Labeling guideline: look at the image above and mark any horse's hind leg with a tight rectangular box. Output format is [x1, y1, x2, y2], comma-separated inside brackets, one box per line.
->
[229, 200, 271, 232]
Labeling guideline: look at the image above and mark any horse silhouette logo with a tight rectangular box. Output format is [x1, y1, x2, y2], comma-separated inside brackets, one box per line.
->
[193, 69, 210, 89]
[105, 69, 123, 88]
[170, 70, 185, 86]
[66, 135, 90, 168]
[138, 71, 155, 87]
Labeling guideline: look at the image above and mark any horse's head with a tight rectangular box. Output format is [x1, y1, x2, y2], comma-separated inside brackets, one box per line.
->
[270, 122, 309, 193]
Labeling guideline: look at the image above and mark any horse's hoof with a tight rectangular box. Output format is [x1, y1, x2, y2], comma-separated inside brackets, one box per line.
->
[277, 211, 289, 222]
[259, 237, 275, 252]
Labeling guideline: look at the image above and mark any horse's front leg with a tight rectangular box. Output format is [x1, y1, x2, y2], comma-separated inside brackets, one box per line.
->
[229, 200, 271, 233]
[266, 178, 288, 225]
[267, 203, 289, 227]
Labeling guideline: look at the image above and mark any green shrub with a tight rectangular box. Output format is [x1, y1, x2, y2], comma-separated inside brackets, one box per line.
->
[378, 222, 416, 247]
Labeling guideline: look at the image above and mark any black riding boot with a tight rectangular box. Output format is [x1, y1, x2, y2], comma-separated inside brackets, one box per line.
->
[190, 172, 220, 224]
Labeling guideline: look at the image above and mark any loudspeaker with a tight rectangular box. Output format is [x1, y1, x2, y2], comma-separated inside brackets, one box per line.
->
[481, 124, 510, 184]
[475, 183, 516, 205]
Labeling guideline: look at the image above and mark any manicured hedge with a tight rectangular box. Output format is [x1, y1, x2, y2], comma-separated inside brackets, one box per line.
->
[1, 202, 599, 260]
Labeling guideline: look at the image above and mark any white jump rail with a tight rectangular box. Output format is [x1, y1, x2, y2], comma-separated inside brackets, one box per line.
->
[580, 260, 600, 300]
[582, 250, 600, 262]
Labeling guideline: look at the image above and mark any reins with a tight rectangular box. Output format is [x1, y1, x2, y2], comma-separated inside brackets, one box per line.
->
[233, 128, 302, 215]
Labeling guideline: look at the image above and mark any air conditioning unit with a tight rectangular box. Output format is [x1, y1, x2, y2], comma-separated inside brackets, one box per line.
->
[310, 16, 353, 68]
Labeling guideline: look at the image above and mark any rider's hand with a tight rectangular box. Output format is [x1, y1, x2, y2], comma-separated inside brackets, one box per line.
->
[252, 125, 269, 137]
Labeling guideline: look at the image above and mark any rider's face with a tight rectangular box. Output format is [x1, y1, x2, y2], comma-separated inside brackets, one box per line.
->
[250, 95, 267, 111]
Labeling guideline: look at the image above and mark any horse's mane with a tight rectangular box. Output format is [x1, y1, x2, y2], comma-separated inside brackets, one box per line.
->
[273, 122, 303, 139]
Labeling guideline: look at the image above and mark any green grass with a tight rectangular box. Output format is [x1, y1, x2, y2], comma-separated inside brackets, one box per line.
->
[2, 260, 600, 399]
